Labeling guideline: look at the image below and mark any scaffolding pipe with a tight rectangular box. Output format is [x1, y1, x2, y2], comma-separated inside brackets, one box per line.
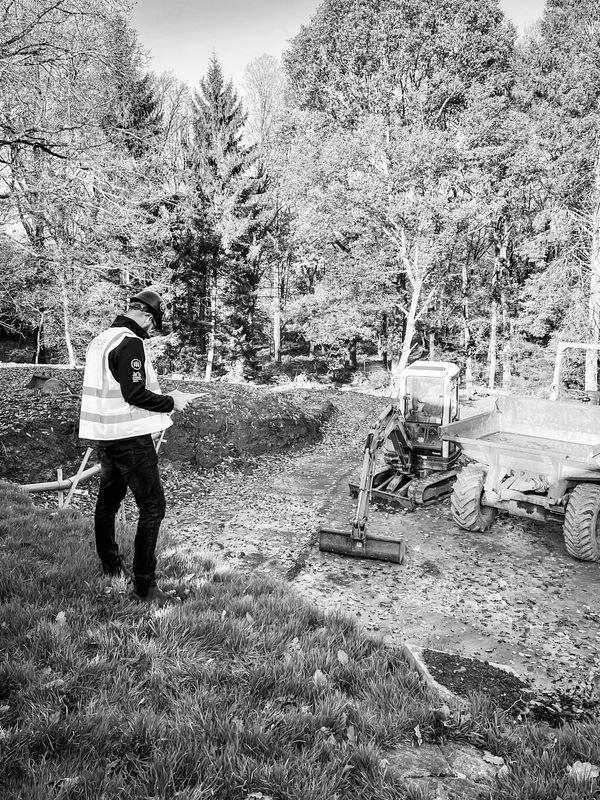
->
[18, 427, 169, 495]
[20, 464, 101, 494]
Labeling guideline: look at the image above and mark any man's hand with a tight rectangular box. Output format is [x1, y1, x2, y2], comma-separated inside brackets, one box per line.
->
[168, 389, 196, 412]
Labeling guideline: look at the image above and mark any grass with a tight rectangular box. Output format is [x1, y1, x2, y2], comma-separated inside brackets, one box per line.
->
[0, 481, 599, 799]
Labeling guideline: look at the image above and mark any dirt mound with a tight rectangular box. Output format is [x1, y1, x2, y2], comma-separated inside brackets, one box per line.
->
[422, 649, 532, 713]
[0, 366, 336, 483]
[161, 383, 335, 470]
[0, 366, 84, 484]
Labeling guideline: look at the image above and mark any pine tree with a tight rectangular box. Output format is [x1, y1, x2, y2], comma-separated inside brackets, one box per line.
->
[169, 194, 218, 371]
[101, 16, 163, 158]
[190, 56, 269, 379]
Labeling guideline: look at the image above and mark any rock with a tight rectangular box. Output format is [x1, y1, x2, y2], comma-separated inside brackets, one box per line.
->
[404, 776, 490, 800]
[388, 743, 499, 800]
[40, 377, 63, 395]
[386, 743, 453, 778]
[441, 742, 501, 783]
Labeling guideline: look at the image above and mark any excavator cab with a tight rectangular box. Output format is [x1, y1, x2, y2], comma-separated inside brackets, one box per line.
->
[397, 361, 460, 470]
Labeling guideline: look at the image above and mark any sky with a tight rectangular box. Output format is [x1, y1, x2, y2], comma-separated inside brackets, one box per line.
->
[130, 0, 548, 92]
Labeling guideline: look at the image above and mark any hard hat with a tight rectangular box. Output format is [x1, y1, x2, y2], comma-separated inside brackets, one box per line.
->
[129, 289, 166, 330]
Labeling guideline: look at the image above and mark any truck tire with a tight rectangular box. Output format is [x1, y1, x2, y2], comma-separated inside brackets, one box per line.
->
[563, 484, 600, 561]
[451, 465, 496, 532]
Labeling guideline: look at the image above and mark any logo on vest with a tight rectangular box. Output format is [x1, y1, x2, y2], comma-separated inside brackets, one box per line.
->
[132, 371, 142, 383]
[131, 359, 142, 370]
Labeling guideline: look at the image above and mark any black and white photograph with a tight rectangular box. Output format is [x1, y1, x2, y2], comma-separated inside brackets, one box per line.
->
[1, 1, 599, 798]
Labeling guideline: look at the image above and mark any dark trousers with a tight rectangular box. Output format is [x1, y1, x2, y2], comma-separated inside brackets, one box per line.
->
[94, 434, 166, 595]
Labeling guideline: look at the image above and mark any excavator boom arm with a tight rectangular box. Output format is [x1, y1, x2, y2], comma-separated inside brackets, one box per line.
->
[353, 404, 413, 535]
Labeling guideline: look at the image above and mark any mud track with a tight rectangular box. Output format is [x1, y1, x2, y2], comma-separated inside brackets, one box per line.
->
[161, 390, 600, 700]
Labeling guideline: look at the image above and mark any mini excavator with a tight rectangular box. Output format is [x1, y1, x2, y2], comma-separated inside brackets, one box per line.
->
[319, 361, 461, 563]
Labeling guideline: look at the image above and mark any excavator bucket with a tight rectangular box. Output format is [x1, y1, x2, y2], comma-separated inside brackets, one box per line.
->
[318, 405, 409, 564]
[318, 526, 406, 564]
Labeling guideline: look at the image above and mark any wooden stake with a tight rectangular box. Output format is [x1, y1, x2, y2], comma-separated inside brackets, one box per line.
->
[57, 468, 64, 508]
[154, 429, 166, 454]
[117, 504, 126, 532]
[64, 448, 93, 508]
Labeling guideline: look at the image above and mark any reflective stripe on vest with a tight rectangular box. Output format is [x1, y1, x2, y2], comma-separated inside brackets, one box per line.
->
[78, 327, 172, 441]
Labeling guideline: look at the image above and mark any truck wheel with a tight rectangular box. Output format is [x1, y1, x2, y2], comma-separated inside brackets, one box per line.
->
[563, 484, 600, 561]
[451, 465, 496, 532]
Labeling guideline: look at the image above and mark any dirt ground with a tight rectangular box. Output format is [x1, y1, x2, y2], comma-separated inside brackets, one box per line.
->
[151, 390, 600, 719]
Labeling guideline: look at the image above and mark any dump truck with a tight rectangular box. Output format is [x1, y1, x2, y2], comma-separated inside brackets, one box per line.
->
[442, 394, 600, 561]
[319, 360, 461, 563]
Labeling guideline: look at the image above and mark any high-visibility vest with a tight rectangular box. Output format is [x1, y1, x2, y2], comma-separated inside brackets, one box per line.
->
[79, 327, 173, 441]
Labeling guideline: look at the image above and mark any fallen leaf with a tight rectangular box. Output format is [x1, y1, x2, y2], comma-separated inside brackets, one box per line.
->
[435, 704, 451, 720]
[245, 794, 274, 800]
[43, 679, 66, 690]
[567, 761, 600, 782]
[483, 751, 505, 766]
[337, 649, 348, 665]
[414, 724, 423, 746]
[55, 611, 67, 625]
[56, 777, 80, 789]
[313, 669, 327, 687]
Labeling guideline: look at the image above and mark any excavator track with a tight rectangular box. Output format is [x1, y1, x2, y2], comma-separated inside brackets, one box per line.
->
[406, 469, 459, 506]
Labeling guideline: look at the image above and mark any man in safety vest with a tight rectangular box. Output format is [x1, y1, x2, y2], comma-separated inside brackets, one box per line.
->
[79, 289, 193, 605]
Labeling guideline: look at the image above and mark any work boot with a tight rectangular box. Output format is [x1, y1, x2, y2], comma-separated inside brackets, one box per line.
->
[101, 556, 131, 579]
[129, 585, 180, 607]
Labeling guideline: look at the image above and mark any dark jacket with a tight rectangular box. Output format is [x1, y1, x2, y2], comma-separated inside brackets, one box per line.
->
[108, 316, 174, 414]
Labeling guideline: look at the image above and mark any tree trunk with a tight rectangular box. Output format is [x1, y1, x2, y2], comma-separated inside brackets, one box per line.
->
[346, 337, 358, 369]
[391, 274, 423, 391]
[35, 311, 45, 364]
[585, 151, 600, 391]
[488, 301, 498, 391]
[379, 313, 388, 369]
[204, 268, 218, 382]
[60, 276, 76, 366]
[461, 261, 473, 396]
[501, 291, 512, 390]
[273, 258, 281, 363]
[488, 224, 508, 391]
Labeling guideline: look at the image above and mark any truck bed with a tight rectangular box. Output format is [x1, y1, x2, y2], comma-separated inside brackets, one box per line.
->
[480, 431, 586, 458]
[442, 395, 600, 472]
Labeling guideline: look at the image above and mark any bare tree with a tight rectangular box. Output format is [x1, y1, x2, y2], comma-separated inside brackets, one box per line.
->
[242, 54, 285, 155]
[0, 0, 127, 160]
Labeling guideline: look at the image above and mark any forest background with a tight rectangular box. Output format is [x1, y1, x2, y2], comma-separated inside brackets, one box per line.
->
[1, 0, 599, 395]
